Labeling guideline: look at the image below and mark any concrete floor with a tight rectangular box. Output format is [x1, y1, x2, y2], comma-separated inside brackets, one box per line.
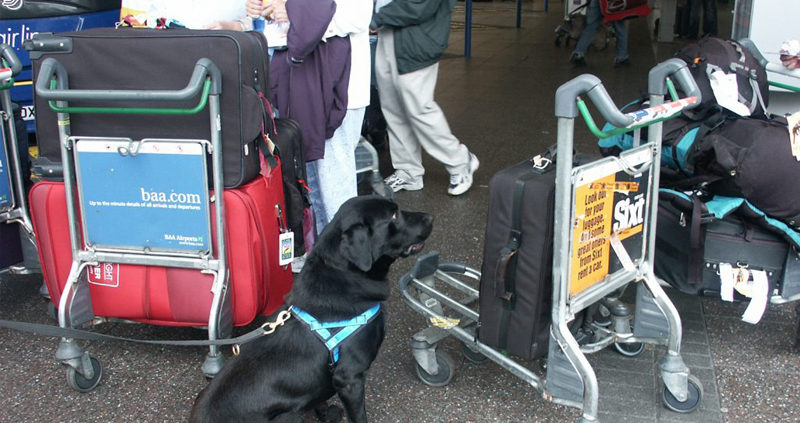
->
[2, 1, 799, 422]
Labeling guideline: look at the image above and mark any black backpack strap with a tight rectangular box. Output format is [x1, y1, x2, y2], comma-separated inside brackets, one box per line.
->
[686, 194, 717, 286]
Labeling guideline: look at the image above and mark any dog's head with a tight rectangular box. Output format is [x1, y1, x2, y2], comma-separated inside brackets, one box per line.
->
[330, 196, 433, 273]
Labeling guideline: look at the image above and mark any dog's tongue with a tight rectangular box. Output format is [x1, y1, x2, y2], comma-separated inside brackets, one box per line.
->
[404, 242, 425, 256]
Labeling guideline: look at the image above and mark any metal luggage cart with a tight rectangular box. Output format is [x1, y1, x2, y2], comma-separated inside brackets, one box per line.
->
[34, 56, 232, 391]
[0, 45, 37, 274]
[355, 136, 392, 199]
[399, 59, 704, 422]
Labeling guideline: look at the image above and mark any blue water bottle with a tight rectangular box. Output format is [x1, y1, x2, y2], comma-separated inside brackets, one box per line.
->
[252, 0, 267, 32]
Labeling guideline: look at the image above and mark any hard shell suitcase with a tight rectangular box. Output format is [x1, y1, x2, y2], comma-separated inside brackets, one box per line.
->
[27, 27, 271, 189]
[654, 189, 800, 300]
[29, 167, 293, 326]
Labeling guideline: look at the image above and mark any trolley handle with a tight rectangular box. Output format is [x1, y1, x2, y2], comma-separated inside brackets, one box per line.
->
[35, 57, 222, 102]
[0, 44, 22, 77]
[557, 60, 702, 139]
[648, 58, 701, 100]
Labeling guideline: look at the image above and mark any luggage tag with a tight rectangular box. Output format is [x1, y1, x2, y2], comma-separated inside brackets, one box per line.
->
[708, 70, 751, 116]
[733, 266, 751, 297]
[787, 112, 800, 161]
[718, 262, 735, 302]
[741, 270, 769, 324]
[276, 204, 294, 267]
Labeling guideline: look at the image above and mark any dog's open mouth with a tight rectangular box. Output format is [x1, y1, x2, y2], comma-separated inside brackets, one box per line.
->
[402, 242, 425, 257]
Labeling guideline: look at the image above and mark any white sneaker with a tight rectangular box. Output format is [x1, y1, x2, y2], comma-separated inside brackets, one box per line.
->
[448, 153, 479, 196]
[385, 172, 423, 192]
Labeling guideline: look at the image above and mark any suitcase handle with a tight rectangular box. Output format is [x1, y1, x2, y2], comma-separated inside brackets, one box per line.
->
[494, 246, 518, 302]
[0, 44, 22, 77]
[34, 57, 222, 108]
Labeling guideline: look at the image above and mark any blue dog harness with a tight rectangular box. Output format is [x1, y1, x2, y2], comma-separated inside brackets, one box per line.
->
[291, 304, 381, 365]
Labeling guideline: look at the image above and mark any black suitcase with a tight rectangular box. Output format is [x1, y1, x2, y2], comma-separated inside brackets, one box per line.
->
[478, 150, 593, 359]
[654, 189, 800, 299]
[27, 27, 271, 189]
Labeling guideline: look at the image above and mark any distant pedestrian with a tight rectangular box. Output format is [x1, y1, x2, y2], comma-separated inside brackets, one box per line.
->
[681, 0, 717, 40]
[570, 0, 630, 67]
[372, 0, 479, 196]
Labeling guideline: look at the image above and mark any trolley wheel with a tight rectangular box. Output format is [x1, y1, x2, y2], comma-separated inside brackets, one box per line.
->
[415, 350, 454, 387]
[614, 341, 645, 357]
[461, 343, 488, 364]
[662, 374, 703, 413]
[66, 356, 103, 393]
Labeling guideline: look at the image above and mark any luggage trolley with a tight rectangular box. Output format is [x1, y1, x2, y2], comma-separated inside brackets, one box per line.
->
[0, 45, 37, 273]
[399, 59, 704, 422]
[33, 57, 231, 391]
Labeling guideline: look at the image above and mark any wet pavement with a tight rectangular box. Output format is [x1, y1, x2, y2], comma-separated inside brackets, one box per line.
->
[1, 2, 799, 422]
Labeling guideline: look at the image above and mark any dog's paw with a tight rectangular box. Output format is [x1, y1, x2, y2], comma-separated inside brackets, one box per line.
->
[313, 404, 343, 423]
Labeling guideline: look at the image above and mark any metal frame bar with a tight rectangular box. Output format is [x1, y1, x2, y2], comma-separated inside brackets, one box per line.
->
[36, 56, 230, 376]
[0, 45, 34, 237]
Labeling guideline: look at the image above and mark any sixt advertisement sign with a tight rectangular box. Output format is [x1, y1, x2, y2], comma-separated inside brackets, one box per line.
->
[74, 139, 211, 254]
[1, 1, 121, 132]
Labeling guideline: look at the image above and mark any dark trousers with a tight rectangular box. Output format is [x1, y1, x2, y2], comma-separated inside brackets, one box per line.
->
[682, 0, 717, 39]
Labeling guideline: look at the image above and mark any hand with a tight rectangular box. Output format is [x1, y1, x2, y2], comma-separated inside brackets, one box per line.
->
[264, 0, 288, 23]
[245, 0, 266, 18]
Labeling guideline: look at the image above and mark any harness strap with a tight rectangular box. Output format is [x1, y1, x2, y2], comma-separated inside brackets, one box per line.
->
[292, 304, 381, 365]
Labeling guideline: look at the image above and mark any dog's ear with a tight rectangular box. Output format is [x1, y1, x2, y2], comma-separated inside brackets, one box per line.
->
[340, 223, 373, 272]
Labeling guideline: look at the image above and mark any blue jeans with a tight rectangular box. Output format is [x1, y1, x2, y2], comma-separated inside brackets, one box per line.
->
[305, 107, 366, 235]
[572, 0, 629, 62]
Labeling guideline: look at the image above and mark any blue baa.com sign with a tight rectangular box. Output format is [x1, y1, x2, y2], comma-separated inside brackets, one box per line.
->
[75, 140, 211, 254]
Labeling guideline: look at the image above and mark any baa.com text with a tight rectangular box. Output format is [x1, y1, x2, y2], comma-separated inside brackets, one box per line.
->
[86, 188, 203, 211]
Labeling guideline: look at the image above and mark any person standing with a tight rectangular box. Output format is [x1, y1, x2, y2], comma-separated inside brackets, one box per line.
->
[372, 0, 479, 196]
[682, 0, 717, 40]
[306, 0, 373, 233]
[570, 0, 630, 67]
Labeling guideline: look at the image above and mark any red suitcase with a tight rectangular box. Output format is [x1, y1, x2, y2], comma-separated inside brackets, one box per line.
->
[29, 166, 293, 327]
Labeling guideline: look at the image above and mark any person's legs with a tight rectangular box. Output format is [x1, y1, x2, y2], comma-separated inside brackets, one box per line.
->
[374, 29, 424, 187]
[315, 107, 365, 233]
[571, 0, 603, 60]
[613, 20, 629, 63]
[393, 62, 477, 195]
[305, 159, 327, 234]
[701, 0, 717, 37]
[684, 0, 700, 39]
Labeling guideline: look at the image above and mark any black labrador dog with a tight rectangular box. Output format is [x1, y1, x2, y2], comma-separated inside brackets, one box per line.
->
[190, 196, 433, 423]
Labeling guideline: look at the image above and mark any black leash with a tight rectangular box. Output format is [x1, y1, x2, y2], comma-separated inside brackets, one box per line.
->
[0, 309, 292, 348]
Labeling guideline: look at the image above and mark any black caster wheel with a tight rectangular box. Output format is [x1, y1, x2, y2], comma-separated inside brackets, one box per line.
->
[415, 350, 454, 387]
[66, 356, 103, 393]
[461, 343, 488, 364]
[614, 341, 645, 357]
[663, 374, 703, 413]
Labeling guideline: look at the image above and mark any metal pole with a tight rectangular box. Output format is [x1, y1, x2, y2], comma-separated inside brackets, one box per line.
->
[465, 0, 473, 57]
